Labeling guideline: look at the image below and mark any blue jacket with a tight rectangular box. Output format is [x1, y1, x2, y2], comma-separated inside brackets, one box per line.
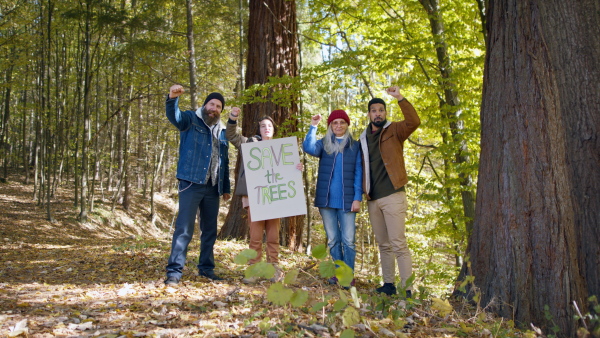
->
[303, 125, 362, 212]
[166, 96, 230, 195]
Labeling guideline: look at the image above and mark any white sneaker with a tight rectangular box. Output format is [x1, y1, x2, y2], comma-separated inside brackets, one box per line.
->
[242, 275, 259, 284]
[269, 264, 283, 282]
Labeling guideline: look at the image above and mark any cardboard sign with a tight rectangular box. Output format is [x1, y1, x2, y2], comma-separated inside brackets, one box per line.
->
[240, 136, 307, 222]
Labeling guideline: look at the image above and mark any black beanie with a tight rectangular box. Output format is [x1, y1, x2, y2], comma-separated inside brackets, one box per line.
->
[368, 98, 386, 111]
[203, 92, 225, 109]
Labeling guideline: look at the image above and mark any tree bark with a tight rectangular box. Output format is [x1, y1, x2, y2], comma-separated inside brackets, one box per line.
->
[186, 0, 198, 110]
[461, 0, 599, 335]
[219, 0, 304, 250]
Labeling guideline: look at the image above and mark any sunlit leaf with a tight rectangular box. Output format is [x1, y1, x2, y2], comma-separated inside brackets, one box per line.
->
[234, 249, 257, 265]
[290, 289, 308, 307]
[342, 306, 360, 327]
[246, 261, 275, 279]
[431, 297, 453, 317]
[334, 260, 353, 287]
[340, 328, 355, 338]
[319, 260, 335, 278]
[334, 299, 348, 311]
[283, 269, 299, 285]
[312, 244, 327, 260]
[267, 282, 293, 306]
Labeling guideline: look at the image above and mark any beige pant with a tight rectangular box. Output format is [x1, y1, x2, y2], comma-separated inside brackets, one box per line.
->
[245, 198, 280, 264]
[368, 190, 412, 289]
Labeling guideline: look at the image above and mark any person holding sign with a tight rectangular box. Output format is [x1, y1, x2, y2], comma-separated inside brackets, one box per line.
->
[226, 110, 302, 283]
[303, 110, 363, 286]
[163, 85, 231, 285]
[359, 86, 420, 297]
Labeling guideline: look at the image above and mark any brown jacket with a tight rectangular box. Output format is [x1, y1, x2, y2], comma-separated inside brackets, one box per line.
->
[359, 99, 421, 200]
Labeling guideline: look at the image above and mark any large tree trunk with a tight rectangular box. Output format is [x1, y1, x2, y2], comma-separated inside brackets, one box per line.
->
[462, 0, 599, 336]
[219, 0, 304, 250]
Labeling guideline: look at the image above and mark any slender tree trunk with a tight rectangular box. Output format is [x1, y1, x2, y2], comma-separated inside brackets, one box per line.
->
[186, 0, 198, 110]
[78, 0, 93, 222]
[460, 0, 599, 335]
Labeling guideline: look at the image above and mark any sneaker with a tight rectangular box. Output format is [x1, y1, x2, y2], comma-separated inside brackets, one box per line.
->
[327, 276, 338, 285]
[242, 275, 259, 284]
[269, 264, 283, 282]
[164, 276, 180, 285]
[199, 270, 224, 281]
[343, 278, 356, 290]
[375, 283, 396, 296]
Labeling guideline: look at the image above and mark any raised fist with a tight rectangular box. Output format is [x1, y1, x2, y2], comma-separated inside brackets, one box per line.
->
[310, 114, 322, 126]
[385, 86, 404, 100]
[229, 107, 241, 120]
[169, 85, 185, 99]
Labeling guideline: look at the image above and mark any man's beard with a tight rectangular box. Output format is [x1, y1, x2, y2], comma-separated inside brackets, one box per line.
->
[202, 107, 221, 126]
[372, 119, 386, 128]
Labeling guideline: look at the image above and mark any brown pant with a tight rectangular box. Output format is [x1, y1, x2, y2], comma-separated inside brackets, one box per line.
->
[247, 206, 280, 264]
[367, 190, 413, 290]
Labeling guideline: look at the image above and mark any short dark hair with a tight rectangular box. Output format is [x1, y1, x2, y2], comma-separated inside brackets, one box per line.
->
[368, 98, 386, 111]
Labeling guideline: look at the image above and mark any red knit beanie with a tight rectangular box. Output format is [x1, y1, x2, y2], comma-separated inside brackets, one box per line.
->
[327, 110, 350, 126]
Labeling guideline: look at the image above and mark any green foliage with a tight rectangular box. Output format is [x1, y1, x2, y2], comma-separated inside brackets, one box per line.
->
[311, 243, 328, 260]
[334, 260, 354, 287]
[234, 249, 257, 265]
[245, 261, 275, 280]
[267, 282, 294, 306]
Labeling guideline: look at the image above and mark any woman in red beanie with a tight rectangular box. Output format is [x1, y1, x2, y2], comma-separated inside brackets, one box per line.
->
[303, 110, 363, 287]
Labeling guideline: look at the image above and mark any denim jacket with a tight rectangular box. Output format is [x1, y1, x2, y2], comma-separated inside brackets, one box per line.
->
[166, 96, 230, 195]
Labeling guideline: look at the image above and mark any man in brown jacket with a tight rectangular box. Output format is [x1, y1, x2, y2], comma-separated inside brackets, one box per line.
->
[359, 86, 421, 297]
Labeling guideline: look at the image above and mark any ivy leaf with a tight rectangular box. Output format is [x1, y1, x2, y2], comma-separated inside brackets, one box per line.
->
[334, 298, 348, 311]
[290, 289, 308, 307]
[319, 260, 336, 278]
[312, 244, 327, 260]
[283, 269, 299, 285]
[267, 282, 293, 306]
[342, 306, 360, 327]
[311, 301, 327, 312]
[234, 249, 257, 265]
[431, 297, 453, 317]
[245, 261, 275, 279]
[334, 260, 354, 287]
[340, 328, 355, 338]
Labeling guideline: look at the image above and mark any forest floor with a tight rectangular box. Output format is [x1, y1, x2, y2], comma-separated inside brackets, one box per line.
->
[0, 173, 532, 337]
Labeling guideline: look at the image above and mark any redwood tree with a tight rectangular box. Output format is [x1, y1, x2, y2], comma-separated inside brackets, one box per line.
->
[464, 0, 599, 336]
[219, 0, 304, 250]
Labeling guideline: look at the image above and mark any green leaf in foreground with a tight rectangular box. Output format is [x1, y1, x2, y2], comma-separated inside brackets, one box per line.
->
[234, 249, 257, 265]
[267, 282, 293, 306]
[312, 243, 328, 260]
[245, 261, 275, 279]
[334, 260, 354, 287]
[319, 260, 336, 278]
[340, 329, 355, 338]
[342, 306, 360, 327]
[283, 269, 299, 285]
[290, 289, 308, 307]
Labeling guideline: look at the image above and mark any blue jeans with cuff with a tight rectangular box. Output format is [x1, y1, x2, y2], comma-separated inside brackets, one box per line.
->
[319, 207, 357, 271]
[166, 180, 220, 279]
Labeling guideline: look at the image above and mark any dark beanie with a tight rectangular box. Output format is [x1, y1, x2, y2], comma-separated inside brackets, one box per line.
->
[368, 98, 386, 111]
[203, 92, 225, 108]
[327, 110, 350, 126]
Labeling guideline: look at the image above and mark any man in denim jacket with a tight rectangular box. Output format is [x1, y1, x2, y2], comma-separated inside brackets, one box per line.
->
[164, 84, 231, 285]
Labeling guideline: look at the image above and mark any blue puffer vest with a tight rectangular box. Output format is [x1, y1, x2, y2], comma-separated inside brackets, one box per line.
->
[165, 96, 230, 195]
[303, 126, 362, 212]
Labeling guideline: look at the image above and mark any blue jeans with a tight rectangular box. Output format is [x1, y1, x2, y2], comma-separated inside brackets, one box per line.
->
[166, 180, 220, 278]
[319, 207, 357, 271]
